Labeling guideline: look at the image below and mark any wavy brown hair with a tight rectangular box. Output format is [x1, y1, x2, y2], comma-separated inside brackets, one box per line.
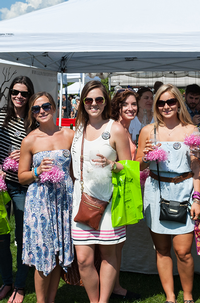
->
[28, 92, 56, 130]
[111, 89, 137, 121]
[153, 84, 193, 126]
[75, 81, 111, 129]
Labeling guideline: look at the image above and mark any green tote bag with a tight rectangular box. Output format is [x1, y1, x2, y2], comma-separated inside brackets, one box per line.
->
[111, 160, 143, 227]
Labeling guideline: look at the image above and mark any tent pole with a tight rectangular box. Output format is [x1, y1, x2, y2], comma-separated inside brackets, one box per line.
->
[59, 71, 63, 127]
[108, 74, 111, 92]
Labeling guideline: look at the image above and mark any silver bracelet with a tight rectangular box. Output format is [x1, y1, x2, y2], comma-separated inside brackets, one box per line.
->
[193, 198, 200, 205]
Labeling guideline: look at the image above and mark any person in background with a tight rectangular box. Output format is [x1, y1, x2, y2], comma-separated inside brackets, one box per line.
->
[110, 89, 141, 301]
[74, 96, 80, 118]
[185, 84, 200, 126]
[71, 80, 131, 303]
[18, 92, 74, 303]
[0, 76, 35, 303]
[136, 84, 200, 303]
[154, 81, 163, 95]
[70, 96, 77, 118]
[129, 87, 154, 143]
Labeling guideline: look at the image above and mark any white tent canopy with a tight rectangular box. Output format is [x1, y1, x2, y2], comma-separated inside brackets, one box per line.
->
[0, 0, 200, 73]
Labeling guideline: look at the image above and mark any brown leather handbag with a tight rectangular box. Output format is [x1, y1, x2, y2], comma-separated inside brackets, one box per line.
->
[74, 129, 109, 230]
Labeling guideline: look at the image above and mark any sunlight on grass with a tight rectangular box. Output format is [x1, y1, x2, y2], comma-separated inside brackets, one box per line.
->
[0, 216, 200, 302]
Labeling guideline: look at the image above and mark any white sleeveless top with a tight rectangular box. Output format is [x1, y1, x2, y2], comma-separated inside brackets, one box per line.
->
[71, 119, 126, 245]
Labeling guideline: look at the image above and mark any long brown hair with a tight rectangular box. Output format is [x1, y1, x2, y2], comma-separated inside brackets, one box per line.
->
[28, 92, 56, 130]
[75, 81, 111, 130]
[153, 84, 193, 126]
[3, 76, 35, 134]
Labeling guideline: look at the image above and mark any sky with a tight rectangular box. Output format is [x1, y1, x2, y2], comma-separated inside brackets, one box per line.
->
[0, 0, 67, 21]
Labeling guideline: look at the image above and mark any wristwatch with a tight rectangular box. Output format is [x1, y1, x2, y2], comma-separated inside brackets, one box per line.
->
[111, 161, 117, 171]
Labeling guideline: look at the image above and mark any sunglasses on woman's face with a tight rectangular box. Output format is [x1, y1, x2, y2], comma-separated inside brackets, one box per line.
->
[10, 89, 30, 98]
[83, 96, 105, 105]
[31, 103, 52, 114]
[157, 98, 177, 107]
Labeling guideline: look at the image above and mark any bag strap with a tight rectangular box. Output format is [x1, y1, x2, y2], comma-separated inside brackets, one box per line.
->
[154, 125, 162, 200]
[80, 128, 85, 193]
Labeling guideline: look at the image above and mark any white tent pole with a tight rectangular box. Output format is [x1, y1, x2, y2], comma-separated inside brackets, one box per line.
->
[108, 74, 111, 92]
[82, 73, 85, 89]
[59, 71, 63, 127]
[79, 77, 81, 95]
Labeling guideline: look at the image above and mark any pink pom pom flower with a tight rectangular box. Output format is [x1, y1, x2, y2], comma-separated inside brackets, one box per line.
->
[140, 168, 150, 187]
[0, 176, 7, 192]
[3, 157, 19, 172]
[184, 134, 200, 147]
[39, 166, 65, 183]
[145, 147, 168, 162]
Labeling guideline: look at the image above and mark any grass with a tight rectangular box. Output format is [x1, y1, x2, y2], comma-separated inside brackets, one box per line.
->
[1, 216, 200, 303]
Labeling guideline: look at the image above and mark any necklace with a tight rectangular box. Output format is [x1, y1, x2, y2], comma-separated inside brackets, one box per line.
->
[165, 123, 181, 136]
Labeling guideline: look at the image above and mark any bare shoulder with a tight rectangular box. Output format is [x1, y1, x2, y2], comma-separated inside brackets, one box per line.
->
[184, 124, 198, 135]
[111, 121, 126, 136]
[61, 127, 74, 140]
[22, 129, 38, 146]
[140, 123, 154, 138]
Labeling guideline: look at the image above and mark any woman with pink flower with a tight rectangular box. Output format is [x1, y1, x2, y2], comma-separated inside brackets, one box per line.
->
[136, 84, 200, 303]
[18, 92, 74, 303]
[0, 76, 35, 303]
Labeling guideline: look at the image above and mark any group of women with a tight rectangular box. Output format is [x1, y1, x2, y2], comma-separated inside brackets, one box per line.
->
[0, 76, 199, 303]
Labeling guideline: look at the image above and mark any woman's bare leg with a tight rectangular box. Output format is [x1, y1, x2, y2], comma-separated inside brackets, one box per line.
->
[112, 242, 126, 296]
[98, 244, 117, 303]
[150, 231, 176, 303]
[34, 270, 51, 303]
[35, 258, 61, 303]
[173, 232, 194, 302]
[76, 244, 99, 303]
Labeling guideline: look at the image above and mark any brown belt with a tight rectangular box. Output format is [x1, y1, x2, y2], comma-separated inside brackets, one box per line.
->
[149, 170, 194, 184]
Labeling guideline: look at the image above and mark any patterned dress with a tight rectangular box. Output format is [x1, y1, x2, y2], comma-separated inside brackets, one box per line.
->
[22, 150, 74, 276]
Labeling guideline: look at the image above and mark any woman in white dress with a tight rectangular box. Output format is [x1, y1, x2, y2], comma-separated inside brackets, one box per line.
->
[71, 80, 131, 303]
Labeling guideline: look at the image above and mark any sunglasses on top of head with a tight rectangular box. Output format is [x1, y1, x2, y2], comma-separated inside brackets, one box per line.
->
[10, 89, 30, 98]
[117, 88, 133, 94]
[83, 96, 105, 105]
[157, 98, 177, 107]
[31, 103, 52, 114]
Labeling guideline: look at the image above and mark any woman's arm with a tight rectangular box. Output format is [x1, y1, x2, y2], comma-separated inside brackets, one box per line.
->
[93, 122, 131, 172]
[18, 136, 53, 185]
[136, 125, 155, 170]
[18, 136, 35, 185]
[190, 156, 200, 220]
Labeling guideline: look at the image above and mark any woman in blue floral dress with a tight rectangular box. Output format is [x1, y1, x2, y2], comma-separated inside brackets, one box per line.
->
[18, 92, 74, 303]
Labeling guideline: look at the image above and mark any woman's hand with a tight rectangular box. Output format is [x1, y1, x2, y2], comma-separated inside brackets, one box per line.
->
[142, 140, 161, 158]
[190, 202, 200, 221]
[0, 170, 6, 179]
[37, 158, 54, 175]
[10, 149, 21, 162]
[91, 154, 111, 168]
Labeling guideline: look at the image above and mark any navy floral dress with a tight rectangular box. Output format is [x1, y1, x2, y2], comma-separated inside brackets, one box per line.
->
[22, 150, 74, 276]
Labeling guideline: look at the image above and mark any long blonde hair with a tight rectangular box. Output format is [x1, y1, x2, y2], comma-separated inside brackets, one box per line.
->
[153, 84, 193, 126]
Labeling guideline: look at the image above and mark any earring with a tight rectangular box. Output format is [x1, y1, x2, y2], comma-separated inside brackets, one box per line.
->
[177, 108, 180, 114]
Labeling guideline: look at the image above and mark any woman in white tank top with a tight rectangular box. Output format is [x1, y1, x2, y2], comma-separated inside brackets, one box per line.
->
[71, 81, 131, 303]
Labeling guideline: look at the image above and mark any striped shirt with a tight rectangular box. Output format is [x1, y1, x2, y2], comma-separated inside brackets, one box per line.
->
[0, 109, 27, 184]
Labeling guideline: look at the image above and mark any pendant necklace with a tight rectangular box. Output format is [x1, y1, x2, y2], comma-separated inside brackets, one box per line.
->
[166, 124, 182, 150]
